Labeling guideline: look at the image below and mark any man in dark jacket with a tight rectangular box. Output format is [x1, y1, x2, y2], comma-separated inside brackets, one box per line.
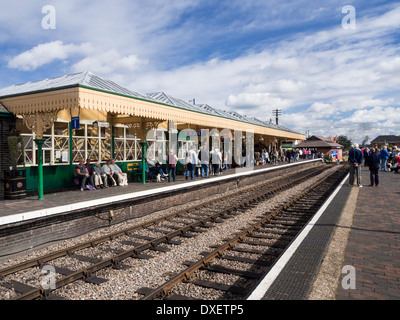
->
[348, 143, 363, 187]
[368, 148, 380, 186]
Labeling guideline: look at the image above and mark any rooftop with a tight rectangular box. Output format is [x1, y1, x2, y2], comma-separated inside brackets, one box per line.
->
[296, 135, 343, 149]
[0, 71, 301, 135]
[0, 71, 152, 101]
[371, 135, 400, 143]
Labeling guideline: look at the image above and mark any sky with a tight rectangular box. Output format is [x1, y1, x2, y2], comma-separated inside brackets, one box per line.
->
[0, 0, 399, 144]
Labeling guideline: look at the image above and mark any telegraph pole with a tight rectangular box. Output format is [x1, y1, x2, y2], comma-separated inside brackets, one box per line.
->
[272, 109, 281, 125]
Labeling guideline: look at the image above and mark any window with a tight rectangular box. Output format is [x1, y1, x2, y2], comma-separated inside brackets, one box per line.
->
[114, 126, 141, 162]
[146, 128, 167, 163]
[72, 123, 112, 163]
[15, 119, 145, 166]
[53, 122, 69, 164]
[16, 118, 69, 166]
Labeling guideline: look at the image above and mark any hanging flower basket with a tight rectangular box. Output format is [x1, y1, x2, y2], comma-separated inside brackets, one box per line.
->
[7, 128, 24, 170]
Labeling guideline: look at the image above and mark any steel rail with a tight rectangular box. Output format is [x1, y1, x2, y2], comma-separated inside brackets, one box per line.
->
[140, 166, 348, 300]
[10, 166, 330, 300]
[0, 165, 325, 279]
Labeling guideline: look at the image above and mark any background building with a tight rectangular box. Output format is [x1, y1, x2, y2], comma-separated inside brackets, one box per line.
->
[295, 135, 343, 161]
[371, 135, 400, 148]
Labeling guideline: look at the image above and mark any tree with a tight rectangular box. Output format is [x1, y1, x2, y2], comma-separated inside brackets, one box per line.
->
[338, 135, 352, 151]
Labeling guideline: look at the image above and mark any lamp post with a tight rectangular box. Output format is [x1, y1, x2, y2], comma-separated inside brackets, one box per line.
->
[34, 138, 46, 200]
[140, 142, 147, 185]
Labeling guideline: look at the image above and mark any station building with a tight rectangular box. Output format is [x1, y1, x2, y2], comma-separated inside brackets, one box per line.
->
[296, 135, 343, 161]
[0, 71, 304, 199]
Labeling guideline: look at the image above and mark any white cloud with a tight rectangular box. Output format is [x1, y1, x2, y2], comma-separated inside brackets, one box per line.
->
[1, 1, 399, 144]
[226, 92, 291, 111]
[71, 49, 148, 75]
[7, 41, 92, 71]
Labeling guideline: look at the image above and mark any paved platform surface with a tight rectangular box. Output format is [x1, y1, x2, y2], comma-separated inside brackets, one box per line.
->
[248, 166, 400, 300]
[336, 167, 400, 300]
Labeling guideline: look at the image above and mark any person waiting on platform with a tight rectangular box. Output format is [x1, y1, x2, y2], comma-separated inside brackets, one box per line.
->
[199, 145, 210, 178]
[138, 160, 153, 181]
[102, 160, 117, 187]
[168, 149, 178, 182]
[348, 143, 363, 187]
[111, 159, 128, 186]
[392, 154, 400, 173]
[211, 148, 222, 175]
[93, 162, 108, 188]
[149, 161, 169, 181]
[75, 159, 91, 191]
[85, 158, 96, 188]
[368, 148, 380, 186]
[186, 146, 198, 180]
[380, 146, 390, 171]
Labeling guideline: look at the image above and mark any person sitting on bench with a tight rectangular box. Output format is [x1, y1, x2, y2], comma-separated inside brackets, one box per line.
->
[149, 161, 169, 180]
[75, 159, 93, 191]
[111, 159, 128, 186]
[138, 161, 153, 181]
[102, 160, 117, 186]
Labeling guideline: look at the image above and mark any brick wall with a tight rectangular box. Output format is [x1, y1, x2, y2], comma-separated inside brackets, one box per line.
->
[0, 115, 16, 200]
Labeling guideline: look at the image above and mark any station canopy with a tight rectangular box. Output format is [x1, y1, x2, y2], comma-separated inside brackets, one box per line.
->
[0, 71, 304, 141]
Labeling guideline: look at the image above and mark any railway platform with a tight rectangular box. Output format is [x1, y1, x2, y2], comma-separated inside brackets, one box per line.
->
[247, 166, 400, 300]
[0, 159, 322, 259]
[336, 168, 400, 300]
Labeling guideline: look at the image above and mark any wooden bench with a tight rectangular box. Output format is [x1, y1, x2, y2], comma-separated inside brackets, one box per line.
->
[127, 162, 141, 182]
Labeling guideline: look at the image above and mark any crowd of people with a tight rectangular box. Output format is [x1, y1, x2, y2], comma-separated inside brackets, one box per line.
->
[348, 144, 399, 188]
[74, 158, 128, 191]
[182, 146, 226, 181]
[73, 146, 334, 191]
[258, 148, 324, 165]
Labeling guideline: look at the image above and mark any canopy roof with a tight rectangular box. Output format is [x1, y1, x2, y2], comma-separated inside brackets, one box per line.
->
[0, 72, 304, 140]
[0, 71, 150, 101]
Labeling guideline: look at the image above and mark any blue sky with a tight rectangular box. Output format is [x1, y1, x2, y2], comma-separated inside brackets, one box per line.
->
[0, 0, 399, 143]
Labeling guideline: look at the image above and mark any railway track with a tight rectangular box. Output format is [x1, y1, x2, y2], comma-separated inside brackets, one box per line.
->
[0, 164, 343, 300]
[139, 165, 349, 300]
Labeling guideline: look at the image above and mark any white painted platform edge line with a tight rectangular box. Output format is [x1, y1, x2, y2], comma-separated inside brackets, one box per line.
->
[246, 172, 350, 300]
[0, 159, 322, 226]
